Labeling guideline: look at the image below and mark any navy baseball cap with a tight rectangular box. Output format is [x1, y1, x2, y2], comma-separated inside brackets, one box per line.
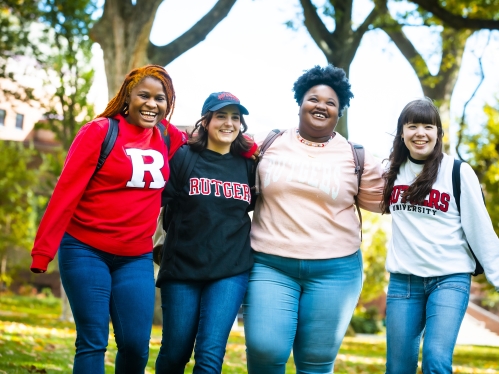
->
[201, 92, 249, 116]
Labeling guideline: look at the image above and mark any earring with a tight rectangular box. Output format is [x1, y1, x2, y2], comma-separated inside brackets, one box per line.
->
[123, 103, 129, 115]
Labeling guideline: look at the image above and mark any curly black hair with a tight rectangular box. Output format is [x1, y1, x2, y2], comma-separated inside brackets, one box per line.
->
[292, 65, 353, 117]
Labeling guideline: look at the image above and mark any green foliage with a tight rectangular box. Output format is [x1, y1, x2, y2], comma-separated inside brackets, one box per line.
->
[351, 306, 383, 334]
[462, 101, 499, 236]
[0, 0, 45, 103]
[460, 100, 499, 309]
[34, 0, 97, 150]
[0, 142, 47, 285]
[360, 211, 390, 304]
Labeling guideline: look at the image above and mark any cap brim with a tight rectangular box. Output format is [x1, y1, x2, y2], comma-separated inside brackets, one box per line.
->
[204, 102, 249, 115]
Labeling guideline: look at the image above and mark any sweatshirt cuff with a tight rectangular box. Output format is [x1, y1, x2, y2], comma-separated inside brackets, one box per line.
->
[31, 254, 51, 272]
[241, 139, 258, 159]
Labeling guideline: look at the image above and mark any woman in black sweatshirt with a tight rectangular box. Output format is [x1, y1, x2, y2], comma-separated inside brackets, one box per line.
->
[155, 92, 255, 374]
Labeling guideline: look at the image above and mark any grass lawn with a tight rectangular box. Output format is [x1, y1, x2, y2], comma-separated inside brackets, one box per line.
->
[1, 294, 498, 373]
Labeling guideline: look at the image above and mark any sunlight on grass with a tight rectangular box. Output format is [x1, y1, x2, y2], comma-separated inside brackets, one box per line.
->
[1, 294, 499, 373]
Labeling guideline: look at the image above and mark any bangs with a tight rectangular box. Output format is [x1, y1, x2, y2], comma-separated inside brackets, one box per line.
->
[400, 100, 440, 127]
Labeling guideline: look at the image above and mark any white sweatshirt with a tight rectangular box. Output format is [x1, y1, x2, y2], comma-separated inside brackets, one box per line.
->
[386, 153, 499, 291]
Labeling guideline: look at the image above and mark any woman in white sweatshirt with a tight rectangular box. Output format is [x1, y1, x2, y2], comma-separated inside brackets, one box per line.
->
[381, 98, 499, 374]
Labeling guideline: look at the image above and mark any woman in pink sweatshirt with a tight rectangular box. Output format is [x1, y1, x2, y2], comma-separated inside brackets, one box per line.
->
[243, 65, 384, 373]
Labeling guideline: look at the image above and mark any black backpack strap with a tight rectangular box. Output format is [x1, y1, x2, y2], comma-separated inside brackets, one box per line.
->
[348, 141, 365, 240]
[452, 158, 484, 276]
[452, 159, 462, 213]
[96, 117, 119, 174]
[156, 122, 171, 153]
[177, 147, 200, 188]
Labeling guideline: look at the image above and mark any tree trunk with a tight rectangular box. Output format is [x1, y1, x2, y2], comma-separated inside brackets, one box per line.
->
[0, 254, 7, 290]
[90, 0, 162, 98]
[299, 0, 383, 139]
[90, 0, 237, 98]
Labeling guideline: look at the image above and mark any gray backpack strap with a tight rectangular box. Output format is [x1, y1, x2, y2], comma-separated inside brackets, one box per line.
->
[348, 141, 365, 240]
[253, 129, 283, 196]
[259, 129, 283, 157]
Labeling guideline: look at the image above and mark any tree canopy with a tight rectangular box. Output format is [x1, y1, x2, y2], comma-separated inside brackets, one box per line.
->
[295, 0, 499, 138]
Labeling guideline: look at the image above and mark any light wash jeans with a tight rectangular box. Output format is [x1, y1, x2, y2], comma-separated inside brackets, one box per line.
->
[155, 271, 249, 374]
[58, 233, 155, 374]
[243, 250, 363, 374]
[385, 272, 471, 374]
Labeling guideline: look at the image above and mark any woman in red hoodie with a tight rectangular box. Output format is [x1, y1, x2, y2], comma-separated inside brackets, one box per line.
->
[30, 65, 187, 374]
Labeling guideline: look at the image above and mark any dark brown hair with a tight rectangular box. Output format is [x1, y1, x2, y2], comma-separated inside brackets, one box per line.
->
[381, 98, 444, 213]
[97, 64, 175, 124]
[188, 110, 252, 155]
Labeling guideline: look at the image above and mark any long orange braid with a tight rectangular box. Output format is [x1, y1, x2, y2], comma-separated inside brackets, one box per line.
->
[97, 65, 176, 129]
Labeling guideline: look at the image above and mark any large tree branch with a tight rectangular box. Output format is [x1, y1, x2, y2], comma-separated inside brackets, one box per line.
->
[299, 0, 334, 58]
[148, 0, 237, 66]
[378, 9, 431, 82]
[411, 0, 499, 30]
[331, 0, 353, 37]
[349, 2, 386, 58]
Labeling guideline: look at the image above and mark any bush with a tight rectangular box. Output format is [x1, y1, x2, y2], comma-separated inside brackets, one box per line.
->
[350, 306, 382, 334]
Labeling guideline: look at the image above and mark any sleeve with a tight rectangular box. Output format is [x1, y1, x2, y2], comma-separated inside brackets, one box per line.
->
[357, 149, 384, 213]
[162, 120, 188, 160]
[30, 120, 108, 272]
[240, 135, 259, 159]
[460, 162, 499, 291]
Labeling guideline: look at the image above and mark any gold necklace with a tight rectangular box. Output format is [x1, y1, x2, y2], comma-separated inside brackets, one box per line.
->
[408, 160, 422, 178]
[296, 129, 332, 147]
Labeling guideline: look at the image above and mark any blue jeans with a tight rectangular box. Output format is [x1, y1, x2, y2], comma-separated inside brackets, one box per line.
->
[243, 251, 363, 374]
[385, 273, 471, 374]
[58, 233, 155, 374]
[155, 271, 249, 374]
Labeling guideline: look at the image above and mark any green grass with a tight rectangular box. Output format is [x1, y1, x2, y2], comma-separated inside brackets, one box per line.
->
[1, 294, 498, 373]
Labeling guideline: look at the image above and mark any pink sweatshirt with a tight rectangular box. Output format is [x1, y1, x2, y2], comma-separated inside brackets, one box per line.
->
[250, 129, 384, 259]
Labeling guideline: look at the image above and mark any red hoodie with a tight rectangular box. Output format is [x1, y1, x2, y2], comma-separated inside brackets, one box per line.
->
[30, 115, 187, 271]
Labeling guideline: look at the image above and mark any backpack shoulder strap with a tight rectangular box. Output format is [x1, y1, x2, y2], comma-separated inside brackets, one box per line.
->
[176, 146, 200, 189]
[96, 117, 119, 174]
[259, 129, 283, 157]
[348, 141, 365, 240]
[452, 159, 463, 213]
[156, 122, 171, 151]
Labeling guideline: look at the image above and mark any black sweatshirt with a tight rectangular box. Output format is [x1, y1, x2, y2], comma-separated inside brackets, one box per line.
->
[156, 145, 254, 284]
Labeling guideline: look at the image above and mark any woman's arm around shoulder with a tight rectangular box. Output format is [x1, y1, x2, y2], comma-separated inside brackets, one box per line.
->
[460, 162, 499, 292]
[357, 148, 384, 213]
[30, 119, 109, 273]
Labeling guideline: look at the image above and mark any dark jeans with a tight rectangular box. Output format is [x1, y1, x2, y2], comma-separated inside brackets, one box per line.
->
[155, 271, 250, 374]
[58, 233, 155, 374]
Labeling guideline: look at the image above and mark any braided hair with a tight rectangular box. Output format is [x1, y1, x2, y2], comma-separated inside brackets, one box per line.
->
[97, 64, 176, 123]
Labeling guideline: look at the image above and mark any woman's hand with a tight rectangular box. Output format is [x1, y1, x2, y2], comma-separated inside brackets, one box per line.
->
[31, 268, 46, 274]
[251, 146, 261, 161]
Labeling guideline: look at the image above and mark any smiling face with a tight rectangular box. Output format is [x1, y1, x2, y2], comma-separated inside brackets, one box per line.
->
[298, 84, 339, 142]
[125, 77, 167, 129]
[205, 104, 241, 154]
[402, 123, 438, 160]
